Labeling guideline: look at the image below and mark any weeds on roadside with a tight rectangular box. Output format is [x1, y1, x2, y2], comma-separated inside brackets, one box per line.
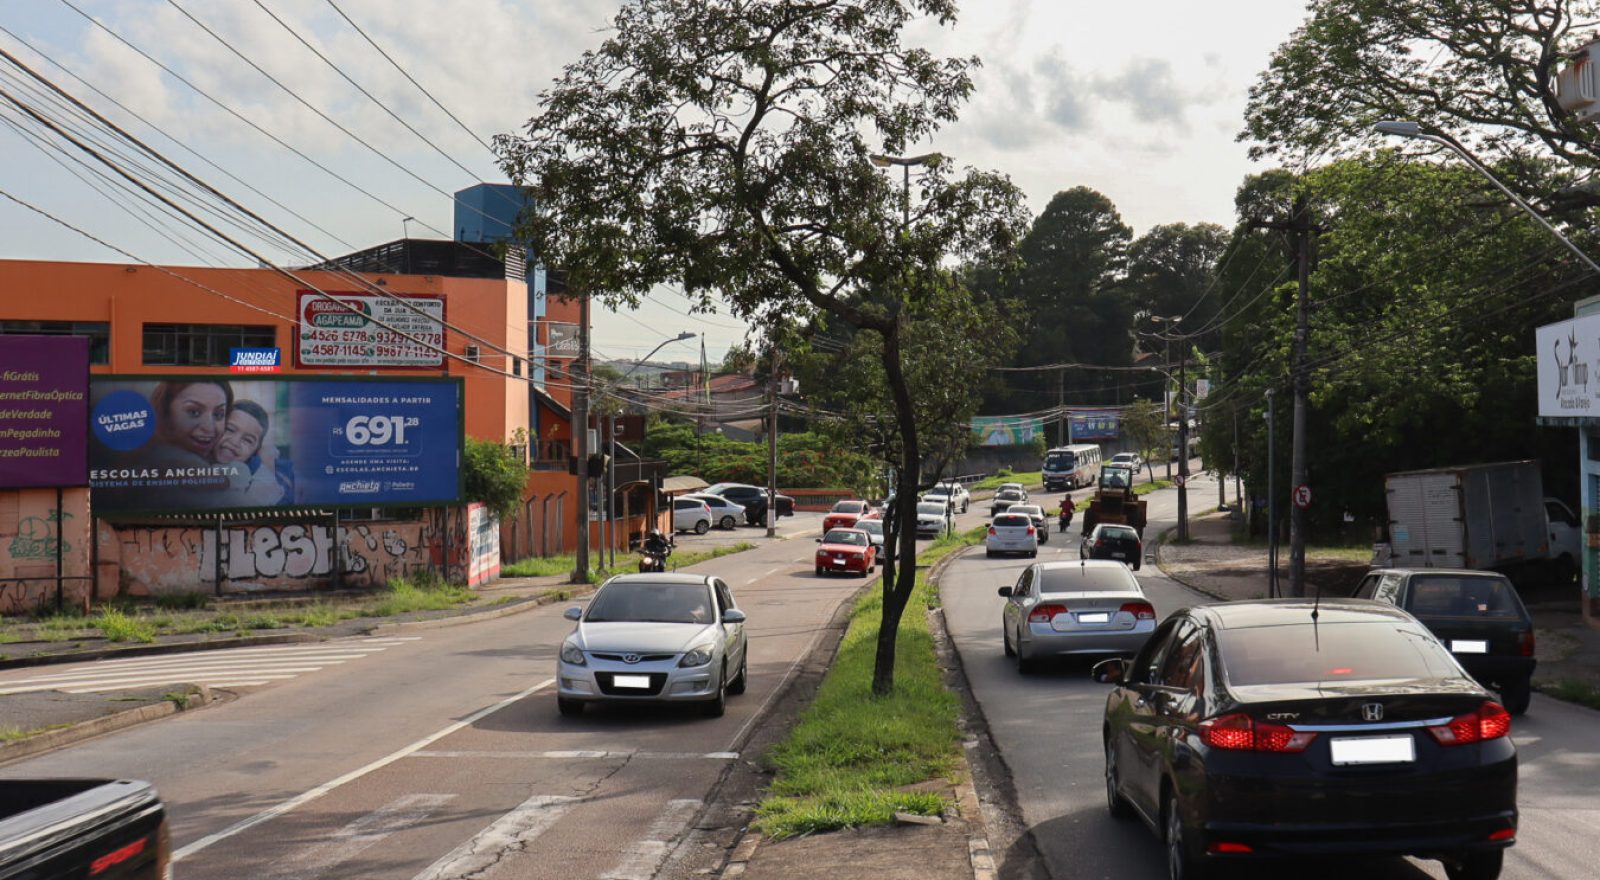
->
[95, 607, 156, 643]
[364, 572, 474, 616]
[1540, 679, 1600, 711]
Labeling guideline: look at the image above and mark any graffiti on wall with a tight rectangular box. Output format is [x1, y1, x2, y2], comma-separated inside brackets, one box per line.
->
[0, 487, 92, 614]
[7, 508, 72, 560]
[102, 510, 484, 597]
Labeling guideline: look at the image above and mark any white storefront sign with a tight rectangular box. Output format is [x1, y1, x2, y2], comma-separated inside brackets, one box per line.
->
[1536, 312, 1600, 418]
[296, 291, 446, 367]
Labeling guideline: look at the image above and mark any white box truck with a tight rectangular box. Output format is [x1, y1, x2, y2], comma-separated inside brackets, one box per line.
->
[1384, 460, 1581, 582]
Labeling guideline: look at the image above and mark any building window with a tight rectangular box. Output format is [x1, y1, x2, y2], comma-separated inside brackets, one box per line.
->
[1, 320, 110, 364]
[142, 323, 275, 367]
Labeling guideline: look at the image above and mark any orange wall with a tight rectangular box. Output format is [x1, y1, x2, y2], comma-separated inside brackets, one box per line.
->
[0, 258, 528, 443]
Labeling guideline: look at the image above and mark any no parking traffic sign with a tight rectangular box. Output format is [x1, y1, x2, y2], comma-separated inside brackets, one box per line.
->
[1292, 484, 1312, 510]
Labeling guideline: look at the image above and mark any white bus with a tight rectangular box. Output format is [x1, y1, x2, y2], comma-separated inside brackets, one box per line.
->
[1042, 444, 1102, 491]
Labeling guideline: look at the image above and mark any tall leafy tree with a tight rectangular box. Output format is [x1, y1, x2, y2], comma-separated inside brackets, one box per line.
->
[1243, 0, 1600, 176]
[497, 0, 1028, 694]
[1122, 222, 1230, 333]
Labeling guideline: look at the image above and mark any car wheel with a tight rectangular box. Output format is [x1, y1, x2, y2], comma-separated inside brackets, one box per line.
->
[1500, 676, 1533, 716]
[557, 697, 584, 718]
[1133, 560, 1142, 571]
[728, 651, 748, 696]
[720, 515, 737, 530]
[1040, 534, 1049, 544]
[1164, 793, 1207, 880]
[1028, 550, 1037, 558]
[1002, 619, 1015, 657]
[815, 566, 825, 577]
[1015, 637, 1035, 674]
[986, 549, 995, 558]
[1443, 850, 1504, 880]
[694, 519, 710, 535]
[1105, 742, 1133, 820]
[702, 664, 728, 718]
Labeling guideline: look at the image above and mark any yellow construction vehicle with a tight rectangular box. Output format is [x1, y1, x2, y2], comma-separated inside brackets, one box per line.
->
[1081, 463, 1147, 536]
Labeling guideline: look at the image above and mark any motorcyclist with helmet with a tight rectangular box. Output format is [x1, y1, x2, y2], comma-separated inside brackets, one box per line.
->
[640, 528, 673, 572]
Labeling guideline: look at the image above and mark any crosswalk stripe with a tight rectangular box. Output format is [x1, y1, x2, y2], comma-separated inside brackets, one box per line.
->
[1, 670, 323, 695]
[409, 750, 740, 761]
[0, 638, 409, 695]
[601, 798, 702, 880]
[409, 795, 577, 880]
[266, 794, 454, 880]
[11, 655, 370, 681]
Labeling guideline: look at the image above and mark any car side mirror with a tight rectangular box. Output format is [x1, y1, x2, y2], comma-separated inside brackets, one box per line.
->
[722, 609, 747, 624]
[997, 586, 1013, 597]
[563, 607, 582, 622]
[815, 537, 823, 543]
[1092, 657, 1126, 684]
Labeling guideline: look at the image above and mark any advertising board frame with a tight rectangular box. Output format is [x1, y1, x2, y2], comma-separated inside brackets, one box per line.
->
[88, 373, 465, 517]
[0, 335, 90, 489]
[292, 290, 449, 370]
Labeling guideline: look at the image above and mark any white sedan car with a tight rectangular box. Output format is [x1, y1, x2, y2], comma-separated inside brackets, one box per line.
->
[557, 574, 748, 718]
[985, 512, 1037, 557]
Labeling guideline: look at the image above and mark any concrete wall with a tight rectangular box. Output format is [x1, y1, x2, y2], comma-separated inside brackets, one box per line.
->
[0, 487, 93, 614]
[95, 508, 487, 598]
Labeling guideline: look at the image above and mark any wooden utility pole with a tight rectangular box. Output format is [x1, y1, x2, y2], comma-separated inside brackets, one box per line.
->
[571, 292, 591, 584]
[767, 337, 780, 538]
[1289, 194, 1311, 598]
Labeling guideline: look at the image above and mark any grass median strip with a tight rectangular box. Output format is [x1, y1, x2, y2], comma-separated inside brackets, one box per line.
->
[754, 527, 983, 839]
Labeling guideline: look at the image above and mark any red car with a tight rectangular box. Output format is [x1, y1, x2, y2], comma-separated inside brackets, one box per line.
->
[815, 528, 876, 577]
[822, 499, 874, 532]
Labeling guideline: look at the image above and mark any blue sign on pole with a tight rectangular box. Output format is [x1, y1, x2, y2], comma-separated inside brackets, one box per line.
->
[87, 376, 463, 513]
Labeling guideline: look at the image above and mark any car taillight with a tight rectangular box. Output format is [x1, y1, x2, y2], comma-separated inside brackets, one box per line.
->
[1028, 603, 1068, 623]
[988, 526, 996, 535]
[1095, 538, 1106, 548]
[1428, 702, 1511, 745]
[1119, 601, 1156, 620]
[1199, 712, 1316, 752]
[1517, 630, 1535, 657]
[1026, 526, 1035, 536]
[90, 837, 149, 875]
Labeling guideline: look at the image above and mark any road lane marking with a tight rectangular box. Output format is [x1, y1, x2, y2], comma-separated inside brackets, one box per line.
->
[0, 669, 327, 695]
[172, 677, 555, 863]
[265, 793, 454, 880]
[409, 794, 577, 880]
[601, 798, 701, 880]
[8, 654, 372, 679]
[408, 750, 740, 760]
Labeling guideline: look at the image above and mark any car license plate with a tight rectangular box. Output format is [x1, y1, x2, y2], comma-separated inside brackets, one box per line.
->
[835, 557, 847, 564]
[1078, 612, 1110, 624]
[1329, 734, 1415, 766]
[611, 675, 651, 689]
[1451, 640, 1489, 654]
[1111, 552, 1126, 559]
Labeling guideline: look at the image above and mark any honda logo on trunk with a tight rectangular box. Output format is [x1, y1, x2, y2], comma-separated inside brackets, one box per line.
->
[1361, 703, 1384, 722]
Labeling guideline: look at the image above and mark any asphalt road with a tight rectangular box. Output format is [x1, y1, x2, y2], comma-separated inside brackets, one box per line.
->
[0, 505, 985, 880]
[942, 470, 1600, 880]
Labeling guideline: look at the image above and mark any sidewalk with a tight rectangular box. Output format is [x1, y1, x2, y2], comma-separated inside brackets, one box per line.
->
[1158, 511, 1600, 698]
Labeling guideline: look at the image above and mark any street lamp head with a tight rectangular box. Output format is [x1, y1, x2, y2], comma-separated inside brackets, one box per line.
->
[1374, 120, 1423, 138]
[674, 331, 696, 341]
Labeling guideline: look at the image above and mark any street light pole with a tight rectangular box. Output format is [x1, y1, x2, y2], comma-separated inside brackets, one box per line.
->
[1151, 315, 1186, 539]
[870, 152, 944, 228]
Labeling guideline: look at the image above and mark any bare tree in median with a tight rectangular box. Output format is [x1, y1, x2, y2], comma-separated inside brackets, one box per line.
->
[497, 0, 1027, 694]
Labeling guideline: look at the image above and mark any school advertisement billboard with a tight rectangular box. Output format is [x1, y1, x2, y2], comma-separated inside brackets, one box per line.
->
[0, 335, 89, 489]
[1070, 411, 1121, 441]
[971, 416, 1044, 447]
[87, 376, 462, 514]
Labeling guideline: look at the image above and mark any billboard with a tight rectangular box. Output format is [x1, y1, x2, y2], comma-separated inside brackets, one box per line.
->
[546, 322, 579, 358]
[88, 376, 462, 514]
[1070, 411, 1121, 441]
[296, 291, 445, 368]
[971, 416, 1044, 447]
[1537, 312, 1600, 418]
[0, 335, 89, 488]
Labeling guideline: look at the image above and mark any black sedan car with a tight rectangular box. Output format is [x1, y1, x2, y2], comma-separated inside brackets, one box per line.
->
[706, 483, 796, 525]
[1095, 600, 1516, 880]
[989, 488, 1026, 516]
[1080, 523, 1142, 570]
[1355, 569, 1537, 715]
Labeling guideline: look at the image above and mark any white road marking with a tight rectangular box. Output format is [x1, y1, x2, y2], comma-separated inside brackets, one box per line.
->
[265, 793, 454, 880]
[0, 668, 328, 695]
[59, 674, 304, 693]
[12, 654, 371, 679]
[408, 750, 740, 761]
[409, 794, 577, 880]
[601, 798, 701, 880]
[0, 640, 404, 696]
[172, 678, 555, 863]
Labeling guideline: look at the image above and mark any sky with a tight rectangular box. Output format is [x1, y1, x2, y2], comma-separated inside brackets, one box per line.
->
[0, 0, 1312, 365]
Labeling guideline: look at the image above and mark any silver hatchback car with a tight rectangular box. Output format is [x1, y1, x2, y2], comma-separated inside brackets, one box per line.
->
[997, 560, 1156, 673]
[557, 574, 748, 717]
[985, 512, 1038, 557]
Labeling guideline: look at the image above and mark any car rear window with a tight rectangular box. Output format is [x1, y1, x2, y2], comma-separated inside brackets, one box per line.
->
[823, 530, 868, 546]
[1217, 621, 1464, 686]
[1038, 566, 1137, 593]
[993, 515, 1031, 527]
[586, 582, 714, 624]
[1405, 575, 1527, 620]
[1100, 526, 1138, 540]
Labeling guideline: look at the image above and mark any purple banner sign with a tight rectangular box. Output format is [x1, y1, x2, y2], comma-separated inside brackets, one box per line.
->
[0, 335, 90, 488]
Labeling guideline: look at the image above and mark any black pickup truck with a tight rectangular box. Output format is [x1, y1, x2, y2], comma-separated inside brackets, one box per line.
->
[1, 779, 169, 880]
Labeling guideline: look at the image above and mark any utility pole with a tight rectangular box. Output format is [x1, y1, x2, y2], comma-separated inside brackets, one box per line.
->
[1058, 368, 1066, 446]
[1176, 345, 1189, 541]
[1265, 389, 1277, 599]
[571, 292, 591, 585]
[1232, 403, 1242, 509]
[1163, 334, 1173, 482]
[1289, 194, 1311, 598]
[767, 335, 780, 539]
[608, 411, 617, 569]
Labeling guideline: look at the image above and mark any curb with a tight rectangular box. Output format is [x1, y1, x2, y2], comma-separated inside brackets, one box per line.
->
[0, 685, 213, 767]
[1150, 524, 1230, 602]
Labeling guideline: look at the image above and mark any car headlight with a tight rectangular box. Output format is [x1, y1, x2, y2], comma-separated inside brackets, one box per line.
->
[679, 644, 715, 668]
[560, 640, 586, 666]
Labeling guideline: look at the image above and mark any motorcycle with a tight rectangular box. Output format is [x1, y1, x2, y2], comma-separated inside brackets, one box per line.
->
[639, 542, 673, 573]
